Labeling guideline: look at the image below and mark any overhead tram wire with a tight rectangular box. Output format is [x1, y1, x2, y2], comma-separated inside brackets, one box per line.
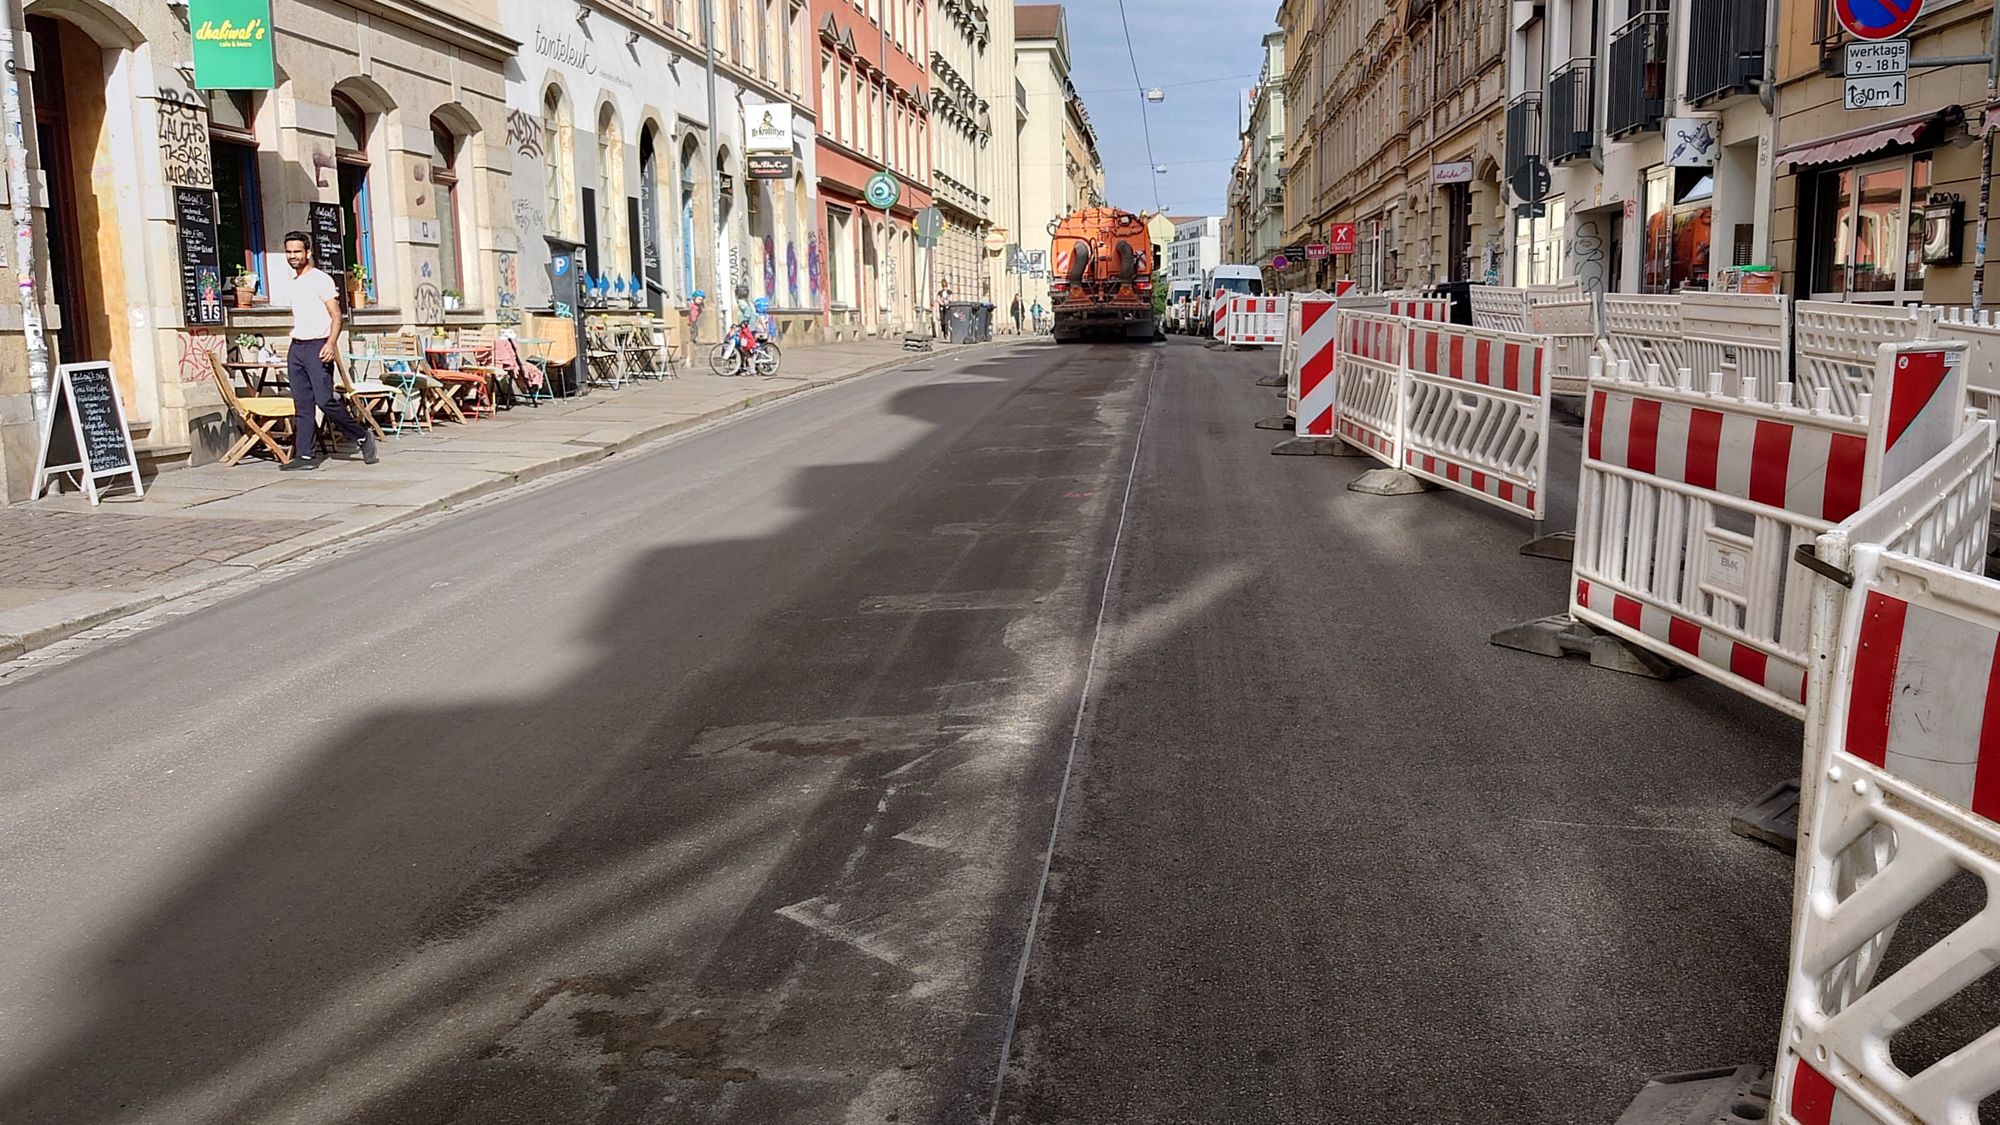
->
[1114, 0, 1163, 213]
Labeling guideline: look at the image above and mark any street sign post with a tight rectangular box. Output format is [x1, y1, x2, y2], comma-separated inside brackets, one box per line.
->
[1272, 254, 1290, 272]
[865, 172, 901, 210]
[1834, 0, 1923, 42]
[1844, 73, 1908, 110]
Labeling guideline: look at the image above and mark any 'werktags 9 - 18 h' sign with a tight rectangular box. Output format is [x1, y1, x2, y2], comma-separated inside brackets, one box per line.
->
[191, 0, 276, 90]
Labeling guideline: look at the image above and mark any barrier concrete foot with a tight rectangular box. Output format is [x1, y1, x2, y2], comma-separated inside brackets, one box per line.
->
[1489, 614, 1683, 680]
[1269, 437, 1346, 456]
[1255, 374, 1286, 387]
[1348, 469, 1434, 496]
[1729, 778, 1800, 853]
[1519, 529, 1576, 561]
[1253, 415, 1295, 431]
[1614, 1065, 1770, 1125]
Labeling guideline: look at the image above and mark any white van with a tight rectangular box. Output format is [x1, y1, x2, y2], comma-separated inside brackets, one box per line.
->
[1201, 265, 1265, 331]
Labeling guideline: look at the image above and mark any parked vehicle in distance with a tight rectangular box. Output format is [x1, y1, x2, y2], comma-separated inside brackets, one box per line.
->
[1048, 206, 1164, 344]
[1201, 265, 1265, 334]
[1167, 283, 1199, 333]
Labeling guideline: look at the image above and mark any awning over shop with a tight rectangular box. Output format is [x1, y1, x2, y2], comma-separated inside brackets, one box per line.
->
[1779, 107, 1964, 169]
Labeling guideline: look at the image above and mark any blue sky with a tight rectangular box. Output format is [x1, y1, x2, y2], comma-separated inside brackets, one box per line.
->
[1060, 1, 1280, 219]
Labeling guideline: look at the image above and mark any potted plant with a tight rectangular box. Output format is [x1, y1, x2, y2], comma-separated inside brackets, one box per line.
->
[348, 263, 372, 309]
[231, 332, 262, 362]
[231, 269, 259, 309]
[442, 287, 463, 312]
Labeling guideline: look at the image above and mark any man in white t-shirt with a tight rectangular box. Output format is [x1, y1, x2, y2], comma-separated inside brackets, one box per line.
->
[281, 230, 376, 470]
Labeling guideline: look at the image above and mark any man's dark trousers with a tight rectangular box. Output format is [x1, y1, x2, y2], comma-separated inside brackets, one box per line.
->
[288, 338, 370, 461]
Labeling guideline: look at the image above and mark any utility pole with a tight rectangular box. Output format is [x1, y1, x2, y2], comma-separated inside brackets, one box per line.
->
[0, 2, 49, 429]
[1974, 4, 2000, 312]
[700, 0, 724, 339]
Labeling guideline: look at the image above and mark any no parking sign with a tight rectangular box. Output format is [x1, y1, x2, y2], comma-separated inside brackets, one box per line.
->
[1835, 0, 1923, 41]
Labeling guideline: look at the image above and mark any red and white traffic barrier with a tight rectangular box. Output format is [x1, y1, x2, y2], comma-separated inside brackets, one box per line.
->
[1212, 298, 1229, 340]
[1568, 342, 1973, 718]
[1401, 322, 1552, 519]
[1290, 295, 1342, 436]
[1221, 296, 1287, 347]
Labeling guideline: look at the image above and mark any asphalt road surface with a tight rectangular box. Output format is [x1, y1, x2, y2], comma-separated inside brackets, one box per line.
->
[1, 336, 1803, 1124]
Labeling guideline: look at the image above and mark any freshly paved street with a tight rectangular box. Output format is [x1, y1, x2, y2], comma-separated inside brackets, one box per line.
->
[1, 337, 1801, 1123]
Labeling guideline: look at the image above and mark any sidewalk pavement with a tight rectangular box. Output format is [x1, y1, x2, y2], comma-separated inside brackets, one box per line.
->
[0, 335, 1012, 661]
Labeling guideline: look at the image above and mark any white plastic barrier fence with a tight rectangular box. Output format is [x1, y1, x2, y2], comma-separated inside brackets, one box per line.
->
[1768, 413, 1997, 1125]
[1601, 294, 1687, 385]
[1471, 286, 1531, 334]
[1400, 322, 1553, 520]
[1211, 298, 1229, 339]
[1570, 341, 1971, 718]
[1530, 292, 1602, 397]
[1384, 296, 1453, 322]
[1286, 293, 1422, 436]
[1774, 544, 2000, 1125]
[1932, 306, 2000, 419]
[1332, 309, 1409, 464]
[1222, 295, 1287, 346]
[1794, 301, 1935, 416]
[1682, 292, 1792, 404]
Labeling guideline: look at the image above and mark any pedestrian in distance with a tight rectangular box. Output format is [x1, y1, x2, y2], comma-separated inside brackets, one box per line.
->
[1030, 298, 1046, 334]
[278, 231, 376, 471]
[1010, 293, 1025, 334]
[937, 281, 954, 339]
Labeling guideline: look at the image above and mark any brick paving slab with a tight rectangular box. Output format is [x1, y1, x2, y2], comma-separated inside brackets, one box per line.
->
[0, 510, 325, 590]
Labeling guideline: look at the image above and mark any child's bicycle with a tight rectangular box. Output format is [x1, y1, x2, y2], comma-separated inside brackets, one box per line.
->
[708, 317, 782, 377]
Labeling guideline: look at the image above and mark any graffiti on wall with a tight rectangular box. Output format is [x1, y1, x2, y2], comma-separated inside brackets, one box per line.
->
[506, 109, 545, 159]
[807, 234, 823, 303]
[157, 88, 213, 190]
[176, 330, 227, 385]
[787, 243, 800, 305]
[1572, 218, 1608, 294]
[762, 235, 776, 299]
[412, 256, 445, 325]
[497, 251, 521, 325]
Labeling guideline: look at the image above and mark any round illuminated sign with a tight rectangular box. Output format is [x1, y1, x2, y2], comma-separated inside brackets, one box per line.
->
[1835, 0, 1923, 42]
[865, 172, 902, 210]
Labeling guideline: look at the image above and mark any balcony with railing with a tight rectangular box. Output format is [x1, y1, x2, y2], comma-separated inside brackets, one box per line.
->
[1504, 91, 1543, 199]
[1686, 0, 1766, 105]
[1548, 59, 1595, 164]
[1607, 4, 1668, 138]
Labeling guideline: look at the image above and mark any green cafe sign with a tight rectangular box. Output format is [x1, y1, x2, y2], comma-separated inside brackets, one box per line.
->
[191, 0, 275, 90]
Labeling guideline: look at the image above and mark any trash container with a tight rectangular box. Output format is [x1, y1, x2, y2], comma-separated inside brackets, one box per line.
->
[1430, 281, 1474, 326]
[973, 302, 995, 342]
[944, 301, 980, 344]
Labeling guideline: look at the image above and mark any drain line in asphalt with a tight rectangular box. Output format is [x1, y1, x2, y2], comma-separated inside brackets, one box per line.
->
[985, 356, 1159, 1121]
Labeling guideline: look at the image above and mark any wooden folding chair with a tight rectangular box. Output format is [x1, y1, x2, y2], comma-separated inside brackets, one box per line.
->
[451, 327, 507, 414]
[376, 334, 466, 425]
[207, 351, 297, 465]
[331, 353, 393, 440]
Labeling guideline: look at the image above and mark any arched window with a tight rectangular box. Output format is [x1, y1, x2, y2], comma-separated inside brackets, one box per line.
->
[596, 103, 623, 281]
[680, 135, 701, 297]
[430, 117, 463, 302]
[333, 93, 375, 301]
[542, 85, 568, 238]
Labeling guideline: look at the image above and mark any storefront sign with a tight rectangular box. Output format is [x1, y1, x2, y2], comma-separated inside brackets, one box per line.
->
[743, 104, 793, 153]
[1306, 243, 1330, 260]
[308, 202, 349, 312]
[190, 0, 275, 90]
[1835, 0, 1923, 42]
[1666, 117, 1720, 167]
[1432, 161, 1475, 186]
[1329, 223, 1357, 255]
[747, 153, 795, 180]
[174, 187, 226, 327]
[30, 363, 144, 505]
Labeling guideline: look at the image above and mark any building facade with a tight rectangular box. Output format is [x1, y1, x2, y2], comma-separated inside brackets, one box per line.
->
[1013, 3, 1102, 314]
[1772, 0, 1990, 305]
[500, 0, 821, 349]
[0, 0, 516, 502]
[1244, 31, 1290, 281]
[929, 0, 993, 299]
[811, 0, 932, 340]
[1166, 215, 1222, 292]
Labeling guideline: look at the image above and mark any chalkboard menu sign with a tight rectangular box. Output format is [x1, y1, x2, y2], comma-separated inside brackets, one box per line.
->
[308, 202, 348, 310]
[175, 187, 225, 326]
[30, 362, 145, 505]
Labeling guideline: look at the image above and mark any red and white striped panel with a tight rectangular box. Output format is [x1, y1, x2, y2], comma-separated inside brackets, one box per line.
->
[1212, 299, 1229, 339]
[1574, 578, 1805, 706]
[1340, 313, 1403, 367]
[1775, 548, 2000, 1125]
[1294, 298, 1340, 437]
[1587, 388, 1868, 524]
[1872, 346, 1968, 490]
[1409, 325, 1545, 397]
[1384, 297, 1452, 323]
[1225, 297, 1286, 345]
[1405, 451, 1538, 515]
